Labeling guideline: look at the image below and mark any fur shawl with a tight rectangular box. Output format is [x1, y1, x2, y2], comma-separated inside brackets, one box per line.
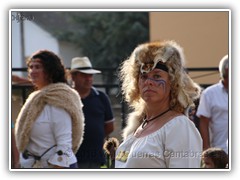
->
[122, 111, 144, 140]
[15, 83, 85, 154]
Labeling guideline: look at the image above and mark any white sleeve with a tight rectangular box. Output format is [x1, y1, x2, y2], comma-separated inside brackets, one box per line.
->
[196, 90, 211, 118]
[47, 106, 77, 167]
[163, 117, 202, 168]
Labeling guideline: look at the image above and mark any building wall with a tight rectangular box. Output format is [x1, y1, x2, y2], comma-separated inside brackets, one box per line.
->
[149, 11, 229, 85]
[11, 13, 22, 72]
[11, 12, 59, 71]
[11, 12, 84, 73]
[24, 21, 59, 58]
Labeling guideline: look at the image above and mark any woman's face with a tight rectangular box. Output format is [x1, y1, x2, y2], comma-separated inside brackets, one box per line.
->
[28, 58, 49, 89]
[138, 68, 171, 104]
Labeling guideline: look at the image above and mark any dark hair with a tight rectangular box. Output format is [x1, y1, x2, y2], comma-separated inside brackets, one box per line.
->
[27, 50, 67, 84]
[202, 148, 228, 168]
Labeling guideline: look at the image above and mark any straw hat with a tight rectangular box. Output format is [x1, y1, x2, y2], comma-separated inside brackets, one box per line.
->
[70, 57, 101, 74]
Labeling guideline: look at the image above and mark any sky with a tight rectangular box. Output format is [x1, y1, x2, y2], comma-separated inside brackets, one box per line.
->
[2, 0, 239, 179]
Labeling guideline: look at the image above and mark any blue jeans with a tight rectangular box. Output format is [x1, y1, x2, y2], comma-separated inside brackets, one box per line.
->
[77, 162, 101, 169]
[68, 162, 78, 168]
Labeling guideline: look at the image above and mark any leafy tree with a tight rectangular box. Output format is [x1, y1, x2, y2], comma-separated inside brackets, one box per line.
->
[55, 12, 149, 83]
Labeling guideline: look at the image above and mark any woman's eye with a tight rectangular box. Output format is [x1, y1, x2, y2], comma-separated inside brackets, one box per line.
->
[140, 74, 148, 80]
[153, 74, 161, 79]
[35, 65, 40, 69]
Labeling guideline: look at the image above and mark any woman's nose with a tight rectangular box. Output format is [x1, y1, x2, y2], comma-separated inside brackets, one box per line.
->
[29, 67, 37, 76]
[144, 77, 154, 86]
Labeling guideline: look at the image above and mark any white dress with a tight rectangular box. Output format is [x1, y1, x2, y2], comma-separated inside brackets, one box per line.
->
[20, 104, 77, 168]
[115, 115, 202, 168]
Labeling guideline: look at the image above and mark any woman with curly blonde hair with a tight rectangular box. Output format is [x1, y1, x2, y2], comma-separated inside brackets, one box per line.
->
[115, 40, 202, 168]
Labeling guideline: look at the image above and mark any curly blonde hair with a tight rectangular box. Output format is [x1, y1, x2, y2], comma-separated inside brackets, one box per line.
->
[119, 40, 201, 114]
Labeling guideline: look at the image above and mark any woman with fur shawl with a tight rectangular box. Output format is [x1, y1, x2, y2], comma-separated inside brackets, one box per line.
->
[115, 40, 202, 168]
[14, 50, 84, 168]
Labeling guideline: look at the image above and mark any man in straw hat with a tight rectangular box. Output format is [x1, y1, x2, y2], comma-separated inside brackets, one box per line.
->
[70, 56, 115, 168]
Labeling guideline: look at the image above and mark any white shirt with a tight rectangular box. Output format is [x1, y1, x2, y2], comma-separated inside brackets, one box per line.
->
[115, 115, 202, 168]
[20, 105, 77, 168]
[196, 81, 228, 153]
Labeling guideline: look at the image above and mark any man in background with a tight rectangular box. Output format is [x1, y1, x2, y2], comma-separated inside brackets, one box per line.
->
[70, 57, 115, 168]
[196, 55, 229, 154]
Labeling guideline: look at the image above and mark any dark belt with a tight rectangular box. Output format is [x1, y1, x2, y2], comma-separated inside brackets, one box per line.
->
[23, 145, 56, 160]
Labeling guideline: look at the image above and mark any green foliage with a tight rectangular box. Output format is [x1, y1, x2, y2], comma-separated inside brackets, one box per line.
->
[55, 12, 149, 69]
[55, 12, 149, 83]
